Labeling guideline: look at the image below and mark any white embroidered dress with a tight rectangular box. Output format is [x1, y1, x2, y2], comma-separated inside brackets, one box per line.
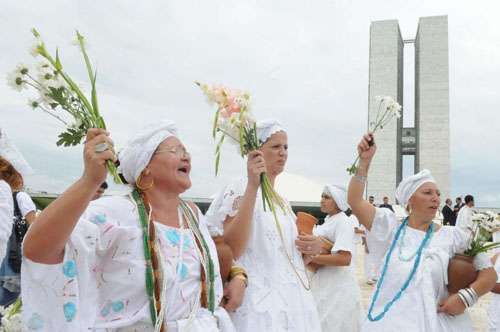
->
[362, 208, 489, 332]
[21, 195, 234, 332]
[0, 180, 13, 263]
[206, 179, 320, 332]
[311, 212, 361, 331]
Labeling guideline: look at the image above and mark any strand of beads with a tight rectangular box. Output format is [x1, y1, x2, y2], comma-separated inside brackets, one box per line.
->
[398, 217, 434, 262]
[367, 218, 434, 321]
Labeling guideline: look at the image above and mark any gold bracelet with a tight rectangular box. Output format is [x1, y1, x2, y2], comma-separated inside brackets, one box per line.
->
[232, 274, 248, 287]
[229, 266, 248, 280]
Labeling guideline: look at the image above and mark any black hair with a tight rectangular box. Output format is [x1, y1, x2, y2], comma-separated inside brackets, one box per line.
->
[464, 195, 474, 204]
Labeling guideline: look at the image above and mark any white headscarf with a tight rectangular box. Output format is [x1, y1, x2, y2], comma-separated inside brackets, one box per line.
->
[395, 169, 436, 206]
[118, 120, 178, 185]
[0, 128, 33, 176]
[256, 119, 285, 144]
[323, 184, 349, 211]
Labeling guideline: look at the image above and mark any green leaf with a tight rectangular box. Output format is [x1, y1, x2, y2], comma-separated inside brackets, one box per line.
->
[56, 128, 85, 147]
[31, 28, 40, 38]
[91, 70, 100, 121]
[212, 110, 219, 139]
[214, 134, 225, 176]
[55, 48, 62, 71]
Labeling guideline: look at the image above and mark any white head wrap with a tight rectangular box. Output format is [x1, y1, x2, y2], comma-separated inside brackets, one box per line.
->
[323, 184, 349, 211]
[0, 128, 33, 176]
[118, 120, 178, 185]
[256, 119, 286, 144]
[395, 169, 436, 206]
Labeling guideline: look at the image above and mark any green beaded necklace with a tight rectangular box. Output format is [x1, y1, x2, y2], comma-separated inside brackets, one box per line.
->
[131, 190, 216, 327]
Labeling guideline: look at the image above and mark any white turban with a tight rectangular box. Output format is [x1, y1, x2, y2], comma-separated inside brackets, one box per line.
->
[0, 128, 33, 176]
[256, 119, 286, 144]
[118, 120, 178, 185]
[323, 184, 349, 211]
[395, 169, 436, 207]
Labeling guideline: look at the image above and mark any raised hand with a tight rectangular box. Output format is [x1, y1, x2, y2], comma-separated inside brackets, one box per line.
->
[357, 133, 377, 164]
[246, 150, 266, 189]
[82, 128, 116, 187]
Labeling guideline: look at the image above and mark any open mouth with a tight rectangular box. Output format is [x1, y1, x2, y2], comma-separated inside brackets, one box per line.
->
[177, 166, 189, 174]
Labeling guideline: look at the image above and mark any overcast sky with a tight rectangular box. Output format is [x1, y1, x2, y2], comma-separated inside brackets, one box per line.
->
[1, 0, 499, 207]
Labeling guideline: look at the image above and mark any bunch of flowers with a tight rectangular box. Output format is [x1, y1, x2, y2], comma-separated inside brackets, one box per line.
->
[0, 298, 23, 332]
[7, 28, 121, 183]
[464, 211, 500, 256]
[347, 96, 402, 175]
[195, 81, 287, 215]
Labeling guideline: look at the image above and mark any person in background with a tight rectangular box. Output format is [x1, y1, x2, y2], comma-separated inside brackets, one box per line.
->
[456, 194, 475, 232]
[297, 184, 361, 331]
[0, 157, 36, 306]
[453, 197, 464, 220]
[442, 198, 455, 226]
[378, 196, 394, 212]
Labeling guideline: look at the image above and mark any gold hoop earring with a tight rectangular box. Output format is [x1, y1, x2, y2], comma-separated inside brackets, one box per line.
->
[136, 172, 154, 192]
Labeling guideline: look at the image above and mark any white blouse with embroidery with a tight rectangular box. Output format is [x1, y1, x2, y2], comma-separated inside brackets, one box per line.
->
[21, 195, 234, 332]
[206, 178, 320, 332]
[362, 208, 491, 332]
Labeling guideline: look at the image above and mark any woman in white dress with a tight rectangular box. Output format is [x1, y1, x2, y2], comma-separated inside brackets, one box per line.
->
[347, 133, 497, 332]
[22, 121, 244, 331]
[0, 160, 14, 265]
[0, 156, 37, 306]
[296, 184, 361, 331]
[205, 120, 320, 332]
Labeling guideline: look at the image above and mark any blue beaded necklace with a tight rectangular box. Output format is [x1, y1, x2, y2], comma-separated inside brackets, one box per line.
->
[367, 217, 434, 321]
[398, 218, 434, 261]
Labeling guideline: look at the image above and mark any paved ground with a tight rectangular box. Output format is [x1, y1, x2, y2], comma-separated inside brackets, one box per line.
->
[354, 244, 490, 331]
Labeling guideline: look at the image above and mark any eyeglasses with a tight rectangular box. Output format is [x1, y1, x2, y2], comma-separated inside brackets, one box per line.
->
[321, 194, 332, 200]
[155, 145, 190, 159]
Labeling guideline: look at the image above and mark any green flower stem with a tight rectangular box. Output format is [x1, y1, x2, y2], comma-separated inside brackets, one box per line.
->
[38, 105, 69, 125]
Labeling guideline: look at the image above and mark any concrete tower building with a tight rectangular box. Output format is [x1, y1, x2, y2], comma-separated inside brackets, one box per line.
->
[367, 15, 450, 203]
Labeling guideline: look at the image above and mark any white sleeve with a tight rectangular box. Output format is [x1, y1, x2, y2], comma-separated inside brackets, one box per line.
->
[366, 207, 399, 244]
[472, 252, 493, 271]
[365, 208, 399, 260]
[21, 198, 132, 331]
[15, 191, 37, 218]
[331, 217, 356, 254]
[205, 180, 246, 236]
[0, 180, 13, 263]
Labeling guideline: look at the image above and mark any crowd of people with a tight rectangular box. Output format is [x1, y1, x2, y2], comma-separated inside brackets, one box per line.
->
[0, 123, 499, 332]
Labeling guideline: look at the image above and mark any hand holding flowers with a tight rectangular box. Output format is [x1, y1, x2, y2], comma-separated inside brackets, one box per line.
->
[347, 96, 401, 175]
[7, 29, 121, 183]
[195, 81, 287, 215]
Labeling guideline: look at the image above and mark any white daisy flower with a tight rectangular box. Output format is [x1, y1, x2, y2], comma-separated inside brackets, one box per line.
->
[6, 71, 26, 91]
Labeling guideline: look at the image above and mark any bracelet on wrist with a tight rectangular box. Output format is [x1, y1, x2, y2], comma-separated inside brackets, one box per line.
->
[353, 174, 367, 184]
[457, 287, 478, 308]
[229, 266, 248, 280]
[232, 274, 248, 287]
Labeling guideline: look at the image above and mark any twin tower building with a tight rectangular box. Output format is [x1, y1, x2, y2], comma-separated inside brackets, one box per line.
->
[367, 15, 450, 203]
